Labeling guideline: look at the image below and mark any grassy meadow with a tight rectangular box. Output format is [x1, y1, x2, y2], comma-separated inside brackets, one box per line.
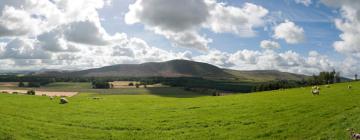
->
[1, 81, 360, 139]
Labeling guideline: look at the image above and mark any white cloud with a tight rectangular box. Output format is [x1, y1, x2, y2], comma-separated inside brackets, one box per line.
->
[37, 29, 79, 52]
[205, 2, 268, 37]
[0, 38, 52, 59]
[125, 0, 211, 50]
[274, 20, 305, 44]
[125, 0, 269, 50]
[320, 0, 360, 56]
[125, 0, 209, 31]
[295, 0, 312, 6]
[0, 0, 108, 38]
[0, 6, 41, 37]
[63, 20, 110, 46]
[260, 40, 281, 49]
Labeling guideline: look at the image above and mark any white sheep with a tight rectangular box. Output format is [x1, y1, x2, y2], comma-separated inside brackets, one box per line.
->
[348, 85, 353, 89]
[347, 128, 360, 140]
[312, 89, 320, 95]
[60, 97, 68, 104]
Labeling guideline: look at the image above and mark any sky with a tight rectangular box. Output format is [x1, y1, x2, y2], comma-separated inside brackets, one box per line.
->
[0, 0, 359, 77]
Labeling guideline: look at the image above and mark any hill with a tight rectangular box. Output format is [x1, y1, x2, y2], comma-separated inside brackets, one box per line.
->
[224, 69, 308, 82]
[36, 59, 308, 82]
[0, 81, 359, 139]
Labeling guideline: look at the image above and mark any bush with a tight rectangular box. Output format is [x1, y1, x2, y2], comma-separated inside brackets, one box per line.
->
[128, 82, 134, 86]
[18, 82, 25, 87]
[28, 82, 41, 87]
[27, 90, 35, 95]
[92, 81, 111, 89]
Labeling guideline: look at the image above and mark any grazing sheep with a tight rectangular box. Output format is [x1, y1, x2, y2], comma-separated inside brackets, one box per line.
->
[347, 128, 360, 140]
[312, 89, 320, 95]
[60, 97, 68, 104]
[349, 85, 353, 89]
[49, 96, 54, 100]
[312, 86, 320, 90]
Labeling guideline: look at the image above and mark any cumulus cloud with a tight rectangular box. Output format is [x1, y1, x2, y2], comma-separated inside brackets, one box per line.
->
[0, 0, 107, 37]
[0, 6, 41, 37]
[260, 40, 281, 49]
[0, 38, 51, 59]
[274, 20, 305, 44]
[320, 0, 360, 56]
[295, 0, 312, 6]
[125, 0, 269, 50]
[63, 20, 110, 46]
[37, 29, 79, 52]
[205, 2, 268, 37]
[125, 0, 209, 31]
[125, 0, 211, 50]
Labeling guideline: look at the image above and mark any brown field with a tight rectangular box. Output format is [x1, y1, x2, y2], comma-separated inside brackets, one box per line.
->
[110, 81, 167, 88]
[0, 89, 78, 97]
[0, 82, 18, 87]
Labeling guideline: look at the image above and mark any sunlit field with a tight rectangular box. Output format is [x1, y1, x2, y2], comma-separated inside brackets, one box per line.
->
[1, 81, 360, 139]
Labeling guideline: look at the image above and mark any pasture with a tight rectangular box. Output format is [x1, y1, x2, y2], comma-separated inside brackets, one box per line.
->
[0, 82, 360, 139]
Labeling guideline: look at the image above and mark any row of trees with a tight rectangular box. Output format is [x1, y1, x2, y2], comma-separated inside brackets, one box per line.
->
[91, 81, 112, 89]
[18, 81, 52, 88]
[254, 70, 344, 92]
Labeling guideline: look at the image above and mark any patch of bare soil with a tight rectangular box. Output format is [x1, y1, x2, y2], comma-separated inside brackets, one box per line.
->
[0, 90, 78, 97]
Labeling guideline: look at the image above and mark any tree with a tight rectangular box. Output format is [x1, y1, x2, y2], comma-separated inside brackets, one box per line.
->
[335, 72, 341, 83]
[128, 82, 134, 86]
[92, 81, 111, 89]
[355, 74, 358, 81]
[27, 90, 35, 95]
[18, 82, 25, 87]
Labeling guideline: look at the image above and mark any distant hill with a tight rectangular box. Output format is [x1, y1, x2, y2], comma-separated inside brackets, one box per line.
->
[36, 59, 309, 82]
[224, 69, 309, 82]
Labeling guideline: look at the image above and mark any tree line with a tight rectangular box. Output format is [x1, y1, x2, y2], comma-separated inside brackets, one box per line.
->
[253, 70, 344, 92]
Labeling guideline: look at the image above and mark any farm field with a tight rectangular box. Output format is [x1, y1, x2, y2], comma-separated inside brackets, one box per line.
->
[0, 81, 360, 139]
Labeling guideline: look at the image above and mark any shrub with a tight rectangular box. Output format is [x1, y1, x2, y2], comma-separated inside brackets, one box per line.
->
[128, 82, 134, 86]
[27, 90, 35, 95]
[92, 81, 111, 89]
[18, 82, 25, 87]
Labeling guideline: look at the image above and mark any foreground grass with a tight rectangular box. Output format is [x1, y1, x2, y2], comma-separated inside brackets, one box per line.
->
[1, 82, 360, 139]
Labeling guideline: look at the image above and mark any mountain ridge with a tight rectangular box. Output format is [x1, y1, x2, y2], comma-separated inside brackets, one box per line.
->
[35, 59, 309, 82]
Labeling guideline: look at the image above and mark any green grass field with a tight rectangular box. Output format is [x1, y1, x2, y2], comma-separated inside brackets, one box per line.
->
[1, 82, 360, 139]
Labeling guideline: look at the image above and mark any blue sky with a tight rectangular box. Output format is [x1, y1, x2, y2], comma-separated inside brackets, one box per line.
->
[0, 0, 360, 77]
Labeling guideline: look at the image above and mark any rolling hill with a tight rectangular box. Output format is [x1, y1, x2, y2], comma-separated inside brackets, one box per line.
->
[36, 59, 309, 82]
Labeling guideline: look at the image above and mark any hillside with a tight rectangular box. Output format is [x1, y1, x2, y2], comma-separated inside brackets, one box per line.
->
[36, 59, 309, 82]
[224, 69, 308, 82]
[0, 81, 359, 139]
